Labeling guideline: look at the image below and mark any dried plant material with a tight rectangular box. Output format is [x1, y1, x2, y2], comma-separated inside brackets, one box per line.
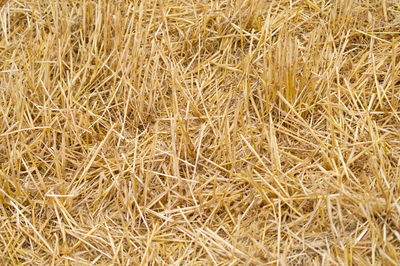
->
[0, 0, 400, 264]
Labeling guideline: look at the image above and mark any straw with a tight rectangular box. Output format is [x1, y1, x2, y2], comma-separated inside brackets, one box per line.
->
[0, 0, 399, 264]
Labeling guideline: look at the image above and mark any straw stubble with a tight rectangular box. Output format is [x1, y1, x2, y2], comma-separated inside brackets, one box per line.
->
[0, 0, 399, 265]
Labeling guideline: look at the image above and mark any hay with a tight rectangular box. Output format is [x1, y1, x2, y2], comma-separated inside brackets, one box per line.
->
[0, 0, 399, 264]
